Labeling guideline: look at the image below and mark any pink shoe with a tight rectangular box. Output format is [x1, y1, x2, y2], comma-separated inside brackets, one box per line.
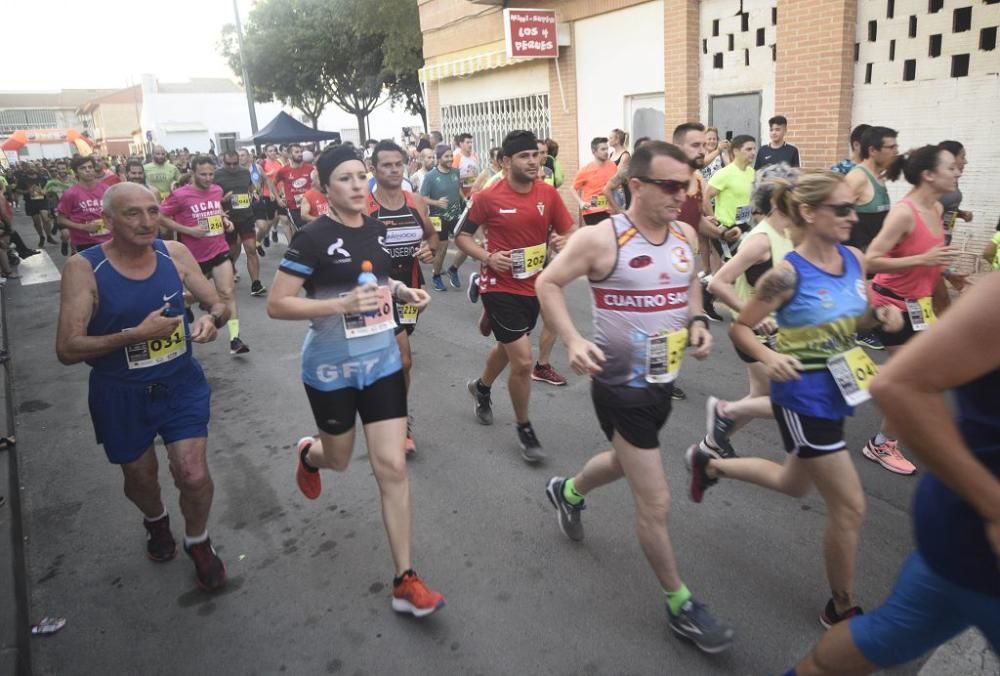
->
[861, 438, 916, 475]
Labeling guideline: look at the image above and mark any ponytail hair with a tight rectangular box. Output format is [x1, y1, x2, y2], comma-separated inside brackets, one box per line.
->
[885, 144, 951, 185]
[771, 170, 846, 244]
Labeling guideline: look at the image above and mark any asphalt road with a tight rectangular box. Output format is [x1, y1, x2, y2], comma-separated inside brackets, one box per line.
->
[7, 215, 928, 675]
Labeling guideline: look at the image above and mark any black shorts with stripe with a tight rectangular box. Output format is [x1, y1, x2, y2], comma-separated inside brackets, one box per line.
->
[772, 403, 846, 459]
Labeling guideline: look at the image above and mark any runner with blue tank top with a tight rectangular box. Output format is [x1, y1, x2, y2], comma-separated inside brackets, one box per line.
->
[55, 182, 231, 592]
[786, 272, 1000, 676]
[537, 141, 735, 654]
[686, 170, 905, 629]
[267, 144, 446, 619]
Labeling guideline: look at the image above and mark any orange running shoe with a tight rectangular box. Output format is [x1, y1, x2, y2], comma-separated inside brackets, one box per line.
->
[296, 436, 322, 499]
[391, 570, 445, 618]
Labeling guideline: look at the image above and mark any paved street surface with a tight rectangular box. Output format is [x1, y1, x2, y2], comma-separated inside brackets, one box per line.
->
[5, 214, 952, 675]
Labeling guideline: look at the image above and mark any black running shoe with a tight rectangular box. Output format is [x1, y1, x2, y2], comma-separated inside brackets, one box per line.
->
[60, 241, 69, 256]
[516, 423, 545, 464]
[467, 379, 493, 425]
[144, 515, 177, 562]
[271, 230, 278, 243]
[256, 243, 266, 257]
[250, 280, 266, 296]
[184, 539, 227, 592]
[544, 477, 584, 541]
[669, 598, 734, 654]
[855, 332, 884, 351]
[684, 444, 717, 503]
[671, 385, 687, 401]
[230, 337, 250, 355]
[703, 396, 737, 458]
[819, 598, 864, 629]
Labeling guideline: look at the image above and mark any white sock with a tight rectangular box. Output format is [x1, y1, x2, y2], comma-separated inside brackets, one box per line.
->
[144, 509, 168, 523]
[873, 432, 888, 445]
[184, 530, 209, 547]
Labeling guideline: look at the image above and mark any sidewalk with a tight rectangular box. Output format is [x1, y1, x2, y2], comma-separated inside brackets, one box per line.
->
[919, 629, 997, 675]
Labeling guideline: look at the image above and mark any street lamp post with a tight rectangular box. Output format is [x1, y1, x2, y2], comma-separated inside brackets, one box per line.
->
[233, 0, 259, 136]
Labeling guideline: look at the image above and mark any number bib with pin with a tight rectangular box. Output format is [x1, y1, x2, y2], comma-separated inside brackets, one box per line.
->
[735, 205, 752, 225]
[199, 214, 224, 236]
[429, 216, 442, 233]
[510, 243, 547, 279]
[827, 346, 878, 405]
[233, 193, 251, 209]
[645, 328, 688, 384]
[125, 323, 187, 370]
[91, 218, 109, 235]
[905, 297, 936, 332]
[396, 302, 418, 325]
[341, 286, 396, 338]
[591, 194, 609, 209]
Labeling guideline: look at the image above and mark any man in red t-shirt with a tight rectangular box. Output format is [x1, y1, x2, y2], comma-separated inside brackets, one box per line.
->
[456, 130, 575, 463]
[274, 143, 314, 234]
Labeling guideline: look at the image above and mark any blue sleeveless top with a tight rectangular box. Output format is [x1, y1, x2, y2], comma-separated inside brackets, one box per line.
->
[914, 368, 1000, 597]
[81, 240, 193, 383]
[770, 245, 868, 419]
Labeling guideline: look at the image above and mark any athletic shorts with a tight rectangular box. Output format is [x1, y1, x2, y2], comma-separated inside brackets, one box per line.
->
[582, 212, 609, 226]
[481, 291, 539, 344]
[873, 306, 919, 348]
[288, 208, 304, 230]
[850, 552, 1000, 668]
[225, 216, 256, 243]
[304, 369, 407, 435]
[591, 379, 672, 449]
[438, 217, 458, 240]
[89, 361, 211, 465]
[772, 402, 846, 459]
[253, 196, 277, 221]
[199, 250, 232, 276]
[25, 198, 46, 217]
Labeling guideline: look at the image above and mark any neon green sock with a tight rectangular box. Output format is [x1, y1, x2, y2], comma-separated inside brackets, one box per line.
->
[562, 477, 584, 506]
[227, 319, 239, 340]
[665, 584, 691, 616]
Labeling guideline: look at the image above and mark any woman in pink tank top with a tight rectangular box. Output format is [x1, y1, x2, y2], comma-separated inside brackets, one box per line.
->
[862, 144, 963, 476]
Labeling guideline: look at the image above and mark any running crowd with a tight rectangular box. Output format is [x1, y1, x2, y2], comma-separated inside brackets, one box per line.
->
[10, 115, 991, 673]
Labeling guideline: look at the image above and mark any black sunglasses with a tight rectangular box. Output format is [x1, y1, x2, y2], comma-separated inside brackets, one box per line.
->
[818, 202, 857, 217]
[634, 176, 690, 195]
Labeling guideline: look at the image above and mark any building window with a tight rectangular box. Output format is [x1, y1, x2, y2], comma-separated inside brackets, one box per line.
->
[713, 52, 724, 68]
[951, 53, 971, 76]
[712, 19, 720, 37]
[772, 44, 777, 61]
[741, 13, 749, 32]
[890, 39, 896, 60]
[772, 7, 777, 25]
[216, 132, 238, 154]
[758, 28, 766, 47]
[953, 7, 972, 32]
[865, 63, 873, 83]
[744, 49, 750, 66]
[441, 94, 550, 161]
[854, 42, 860, 61]
[728, 34, 735, 51]
[986, 0, 1000, 5]
[887, 0, 895, 18]
[703, 38, 708, 54]
[929, 0, 944, 12]
[869, 21, 878, 42]
[982, 26, 998, 51]
[930, 33, 943, 56]
[903, 59, 917, 80]
[909, 16, 918, 38]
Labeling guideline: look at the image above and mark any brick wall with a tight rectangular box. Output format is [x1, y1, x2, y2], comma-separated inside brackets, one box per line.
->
[774, 0, 856, 169]
[548, 31, 582, 220]
[663, 0, 700, 133]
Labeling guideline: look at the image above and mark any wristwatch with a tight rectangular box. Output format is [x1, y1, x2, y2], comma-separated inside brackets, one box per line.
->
[688, 314, 711, 330]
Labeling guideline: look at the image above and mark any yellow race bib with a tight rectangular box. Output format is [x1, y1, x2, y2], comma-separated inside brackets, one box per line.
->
[645, 328, 688, 384]
[91, 218, 109, 235]
[233, 193, 251, 209]
[199, 214, 224, 235]
[905, 297, 936, 332]
[125, 323, 187, 370]
[510, 243, 547, 279]
[827, 346, 878, 406]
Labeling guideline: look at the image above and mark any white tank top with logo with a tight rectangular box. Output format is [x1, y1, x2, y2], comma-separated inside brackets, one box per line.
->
[591, 214, 694, 389]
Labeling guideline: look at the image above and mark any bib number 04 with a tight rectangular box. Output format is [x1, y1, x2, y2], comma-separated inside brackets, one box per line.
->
[827, 346, 878, 406]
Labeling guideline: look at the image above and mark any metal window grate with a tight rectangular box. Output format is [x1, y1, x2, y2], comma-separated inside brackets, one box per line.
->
[441, 94, 550, 155]
[0, 109, 58, 136]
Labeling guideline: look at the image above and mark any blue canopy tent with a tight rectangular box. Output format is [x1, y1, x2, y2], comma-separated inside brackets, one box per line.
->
[250, 111, 341, 146]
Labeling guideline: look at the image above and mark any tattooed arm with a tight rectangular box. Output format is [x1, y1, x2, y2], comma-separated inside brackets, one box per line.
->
[729, 262, 803, 381]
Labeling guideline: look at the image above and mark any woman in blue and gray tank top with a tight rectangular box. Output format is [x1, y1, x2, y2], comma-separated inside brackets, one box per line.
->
[685, 171, 905, 628]
[787, 273, 1000, 675]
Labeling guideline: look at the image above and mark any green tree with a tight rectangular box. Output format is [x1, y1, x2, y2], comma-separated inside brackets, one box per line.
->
[220, 0, 411, 140]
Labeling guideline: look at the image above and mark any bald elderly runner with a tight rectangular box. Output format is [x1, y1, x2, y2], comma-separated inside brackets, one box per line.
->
[56, 182, 230, 592]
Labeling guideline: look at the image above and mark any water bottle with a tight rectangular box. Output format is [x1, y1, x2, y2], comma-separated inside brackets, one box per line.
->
[357, 260, 378, 317]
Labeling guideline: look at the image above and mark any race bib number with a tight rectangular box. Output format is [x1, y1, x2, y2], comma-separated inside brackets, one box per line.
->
[341, 286, 396, 338]
[91, 218, 109, 235]
[510, 243, 547, 280]
[735, 205, 752, 224]
[396, 302, 419, 325]
[232, 193, 251, 209]
[430, 216, 442, 233]
[591, 194, 609, 209]
[905, 297, 936, 332]
[827, 346, 878, 406]
[198, 214, 224, 235]
[645, 328, 688, 384]
[943, 211, 958, 232]
[125, 324, 187, 370]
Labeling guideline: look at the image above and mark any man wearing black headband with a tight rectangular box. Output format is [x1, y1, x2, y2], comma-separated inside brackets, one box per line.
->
[457, 130, 575, 463]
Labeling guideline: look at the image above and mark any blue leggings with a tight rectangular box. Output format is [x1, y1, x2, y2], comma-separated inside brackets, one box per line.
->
[850, 552, 999, 667]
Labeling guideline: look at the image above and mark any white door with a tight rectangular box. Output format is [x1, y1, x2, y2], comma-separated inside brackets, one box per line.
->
[626, 93, 666, 143]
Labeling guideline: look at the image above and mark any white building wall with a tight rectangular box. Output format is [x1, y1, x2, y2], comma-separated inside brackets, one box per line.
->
[574, 1, 665, 167]
[854, 0, 1000, 269]
[699, 0, 777, 140]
